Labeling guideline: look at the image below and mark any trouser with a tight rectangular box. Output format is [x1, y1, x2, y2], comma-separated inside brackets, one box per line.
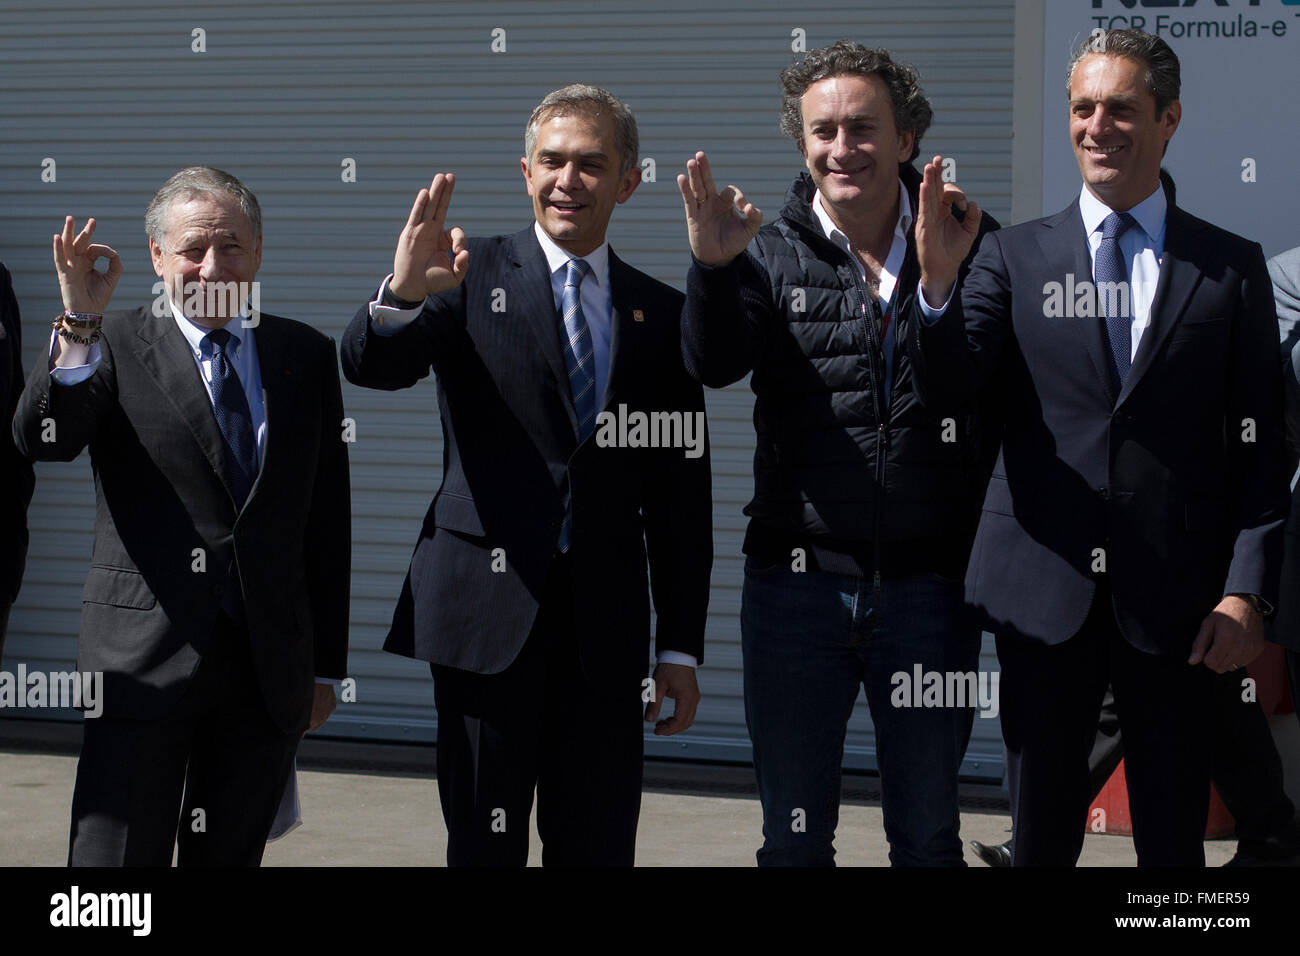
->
[999, 587, 1214, 866]
[1083, 669, 1295, 843]
[68, 612, 299, 866]
[431, 552, 646, 867]
[740, 560, 980, 866]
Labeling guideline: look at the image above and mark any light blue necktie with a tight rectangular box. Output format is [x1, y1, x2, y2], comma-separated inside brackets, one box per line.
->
[558, 258, 594, 552]
[1097, 211, 1137, 388]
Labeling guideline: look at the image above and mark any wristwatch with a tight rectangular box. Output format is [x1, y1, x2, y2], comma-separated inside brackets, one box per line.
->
[1235, 593, 1269, 616]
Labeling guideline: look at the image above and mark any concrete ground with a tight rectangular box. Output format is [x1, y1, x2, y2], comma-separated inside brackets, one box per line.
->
[0, 744, 1238, 866]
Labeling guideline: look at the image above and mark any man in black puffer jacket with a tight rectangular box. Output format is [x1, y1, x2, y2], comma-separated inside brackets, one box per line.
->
[678, 40, 998, 866]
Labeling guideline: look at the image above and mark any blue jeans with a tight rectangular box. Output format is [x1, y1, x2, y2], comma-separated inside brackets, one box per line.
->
[740, 558, 980, 866]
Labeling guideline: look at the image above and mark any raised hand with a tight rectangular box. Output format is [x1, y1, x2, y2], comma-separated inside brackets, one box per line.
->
[677, 151, 762, 268]
[914, 155, 982, 306]
[52, 216, 122, 314]
[390, 172, 470, 301]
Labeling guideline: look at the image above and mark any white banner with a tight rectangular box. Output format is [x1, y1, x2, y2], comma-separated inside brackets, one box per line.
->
[1043, 0, 1300, 256]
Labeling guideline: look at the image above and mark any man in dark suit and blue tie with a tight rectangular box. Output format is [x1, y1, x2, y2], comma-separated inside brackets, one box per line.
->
[912, 29, 1289, 865]
[13, 167, 350, 865]
[341, 85, 712, 867]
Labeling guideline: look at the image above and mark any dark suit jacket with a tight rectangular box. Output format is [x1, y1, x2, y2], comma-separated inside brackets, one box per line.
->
[1268, 245, 1300, 652]
[12, 306, 350, 733]
[915, 199, 1288, 656]
[1, 264, 35, 635]
[341, 225, 711, 684]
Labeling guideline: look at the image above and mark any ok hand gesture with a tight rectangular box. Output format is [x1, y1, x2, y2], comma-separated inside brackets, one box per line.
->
[677, 151, 762, 268]
[52, 216, 122, 315]
[390, 172, 470, 302]
[914, 155, 982, 306]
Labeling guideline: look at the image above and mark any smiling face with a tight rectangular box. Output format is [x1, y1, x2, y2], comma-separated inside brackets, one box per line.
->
[149, 193, 262, 328]
[1069, 53, 1180, 212]
[521, 110, 641, 256]
[798, 73, 914, 218]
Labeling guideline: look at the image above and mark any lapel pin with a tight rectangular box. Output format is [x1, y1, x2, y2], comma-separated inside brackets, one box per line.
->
[633, 309, 644, 323]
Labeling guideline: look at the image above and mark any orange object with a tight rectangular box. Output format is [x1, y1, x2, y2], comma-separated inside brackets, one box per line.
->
[1086, 759, 1234, 839]
[1247, 642, 1293, 717]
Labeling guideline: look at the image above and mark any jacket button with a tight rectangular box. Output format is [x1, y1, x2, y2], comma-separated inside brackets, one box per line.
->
[212, 583, 223, 596]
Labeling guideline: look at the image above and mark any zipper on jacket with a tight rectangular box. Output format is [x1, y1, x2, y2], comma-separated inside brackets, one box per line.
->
[847, 274, 888, 613]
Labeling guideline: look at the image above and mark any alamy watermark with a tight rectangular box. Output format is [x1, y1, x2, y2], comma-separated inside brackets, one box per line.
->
[0, 666, 103, 718]
[890, 665, 1000, 719]
[594, 403, 706, 459]
[151, 277, 261, 326]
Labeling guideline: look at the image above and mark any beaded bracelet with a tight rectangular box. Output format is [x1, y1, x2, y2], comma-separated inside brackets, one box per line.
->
[60, 310, 103, 329]
[53, 316, 102, 346]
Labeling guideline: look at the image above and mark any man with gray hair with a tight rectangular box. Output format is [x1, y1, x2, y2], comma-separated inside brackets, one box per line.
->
[342, 84, 712, 866]
[13, 166, 351, 865]
[679, 41, 997, 866]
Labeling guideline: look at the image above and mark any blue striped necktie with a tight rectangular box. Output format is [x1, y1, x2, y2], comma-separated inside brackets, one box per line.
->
[1096, 211, 1137, 387]
[558, 257, 594, 552]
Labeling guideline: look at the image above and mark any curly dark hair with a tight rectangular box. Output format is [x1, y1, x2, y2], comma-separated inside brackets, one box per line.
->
[779, 40, 932, 162]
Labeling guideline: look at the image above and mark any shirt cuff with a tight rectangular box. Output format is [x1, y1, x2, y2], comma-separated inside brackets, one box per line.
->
[916, 278, 955, 324]
[314, 677, 342, 686]
[47, 328, 101, 385]
[656, 650, 698, 668]
[368, 274, 424, 335]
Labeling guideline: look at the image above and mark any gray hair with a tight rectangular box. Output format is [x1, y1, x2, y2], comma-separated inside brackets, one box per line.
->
[523, 84, 639, 177]
[144, 166, 262, 246]
[1067, 28, 1181, 117]
[779, 40, 932, 163]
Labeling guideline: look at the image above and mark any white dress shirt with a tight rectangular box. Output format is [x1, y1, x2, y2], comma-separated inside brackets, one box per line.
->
[811, 180, 952, 404]
[1077, 183, 1167, 361]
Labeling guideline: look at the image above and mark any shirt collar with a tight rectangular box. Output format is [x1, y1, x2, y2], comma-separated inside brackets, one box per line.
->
[811, 178, 912, 248]
[533, 221, 610, 286]
[1078, 181, 1167, 244]
[169, 299, 252, 357]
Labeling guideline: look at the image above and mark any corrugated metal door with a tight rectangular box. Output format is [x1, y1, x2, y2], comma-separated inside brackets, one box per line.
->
[0, 0, 1013, 780]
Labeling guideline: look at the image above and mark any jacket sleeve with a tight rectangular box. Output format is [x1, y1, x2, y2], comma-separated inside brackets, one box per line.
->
[1269, 249, 1300, 477]
[1222, 243, 1290, 608]
[1, 265, 35, 607]
[340, 281, 467, 391]
[909, 225, 1014, 417]
[12, 321, 118, 463]
[305, 334, 351, 680]
[681, 243, 779, 389]
[643, 329, 713, 664]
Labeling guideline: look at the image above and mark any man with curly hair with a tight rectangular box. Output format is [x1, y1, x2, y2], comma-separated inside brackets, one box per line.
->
[678, 41, 997, 865]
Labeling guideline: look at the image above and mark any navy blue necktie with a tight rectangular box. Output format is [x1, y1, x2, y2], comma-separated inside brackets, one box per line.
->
[558, 258, 594, 552]
[1096, 211, 1137, 387]
[205, 328, 257, 508]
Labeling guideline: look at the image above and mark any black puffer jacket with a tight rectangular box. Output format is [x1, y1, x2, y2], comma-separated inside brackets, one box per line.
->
[683, 165, 1000, 579]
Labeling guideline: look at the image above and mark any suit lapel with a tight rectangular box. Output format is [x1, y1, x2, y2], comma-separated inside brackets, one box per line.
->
[508, 227, 578, 437]
[603, 249, 638, 414]
[1037, 202, 1119, 407]
[243, 314, 289, 509]
[1117, 205, 1207, 407]
[133, 306, 238, 502]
